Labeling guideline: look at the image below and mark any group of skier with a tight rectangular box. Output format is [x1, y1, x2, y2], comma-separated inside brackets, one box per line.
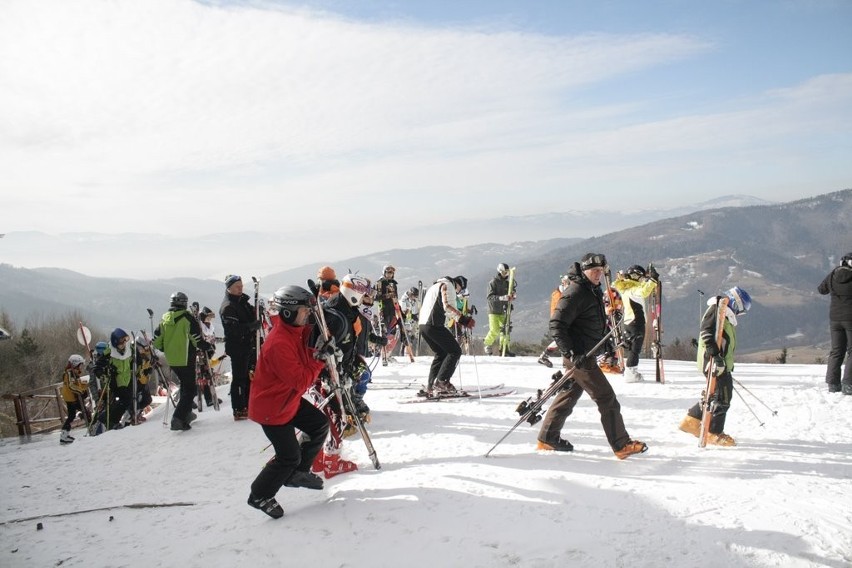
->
[57, 249, 852, 521]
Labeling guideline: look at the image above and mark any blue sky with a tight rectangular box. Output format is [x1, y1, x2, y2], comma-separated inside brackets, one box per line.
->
[1, 0, 850, 244]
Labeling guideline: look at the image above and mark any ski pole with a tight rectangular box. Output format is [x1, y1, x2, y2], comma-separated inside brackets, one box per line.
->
[732, 377, 778, 416]
[485, 328, 617, 457]
[697, 290, 705, 327]
[731, 386, 764, 427]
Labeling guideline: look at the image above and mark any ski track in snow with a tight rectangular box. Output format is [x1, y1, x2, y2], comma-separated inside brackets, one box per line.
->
[1, 358, 850, 568]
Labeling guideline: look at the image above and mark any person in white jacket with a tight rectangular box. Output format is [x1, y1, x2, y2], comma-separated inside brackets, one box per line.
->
[418, 276, 474, 395]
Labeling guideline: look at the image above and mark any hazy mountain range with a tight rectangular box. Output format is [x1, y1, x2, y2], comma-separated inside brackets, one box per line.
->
[1, 190, 848, 353]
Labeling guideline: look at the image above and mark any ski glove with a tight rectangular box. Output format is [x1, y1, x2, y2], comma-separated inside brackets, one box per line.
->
[563, 353, 586, 369]
[713, 355, 726, 375]
[458, 315, 476, 329]
[498, 295, 510, 302]
[706, 341, 720, 357]
[369, 333, 388, 346]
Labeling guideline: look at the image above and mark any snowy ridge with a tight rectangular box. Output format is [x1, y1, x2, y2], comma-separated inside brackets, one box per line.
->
[1, 357, 850, 567]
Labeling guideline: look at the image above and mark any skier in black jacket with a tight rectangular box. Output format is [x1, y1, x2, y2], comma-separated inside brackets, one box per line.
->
[220, 275, 260, 420]
[537, 253, 647, 459]
[818, 252, 852, 394]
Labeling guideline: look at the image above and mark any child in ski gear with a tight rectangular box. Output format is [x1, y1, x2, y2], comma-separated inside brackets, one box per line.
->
[376, 265, 399, 338]
[399, 286, 421, 321]
[317, 265, 340, 300]
[60, 354, 89, 444]
[538, 274, 569, 368]
[612, 265, 658, 382]
[598, 277, 624, 375]
[133, 334, 154, 423]
[219, 275, 259, 420]
[248, 286, 330, 518]
[679, 286, 752, 446]
[483, 263, 516, 356]
[818, 252, 852, 394]
[97, 328, 134, 430]
[310, 274, 370, 479]
[154, 292, 209, 431]
[197, 307, 221, 407]
[418, 275, 474, 394]
[537, 253, 647, 459]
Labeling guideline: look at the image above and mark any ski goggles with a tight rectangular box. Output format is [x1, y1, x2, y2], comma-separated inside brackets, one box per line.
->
[580, 254, 607, 270]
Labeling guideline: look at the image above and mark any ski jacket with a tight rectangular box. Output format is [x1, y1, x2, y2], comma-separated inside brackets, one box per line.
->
[549, 263, 608, 360]
[818, 265, 852, 321]
[696, 297, 737, 374]
[419, 277, 462, 327]
[103, 345, 133, 388]
[486, 274, 515, 315]
[550, 284, 568, 316]
[377, 277, 398, 317]
[153, 309, 201, 368]
[612, 278, 657, 326]
[61, 368, 89, 403]
[219, 292, 257, 356]
[249, 322, 325, 425]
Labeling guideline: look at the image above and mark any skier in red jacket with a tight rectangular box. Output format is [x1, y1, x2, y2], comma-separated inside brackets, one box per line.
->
[247, 285, 330, 519]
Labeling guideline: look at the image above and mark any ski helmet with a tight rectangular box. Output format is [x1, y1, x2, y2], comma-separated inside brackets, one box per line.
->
[626, 265, 646, 280]
[382, 265, 395, 274]
[271, 286, 317, 325]
[199, 306, 215, 321]
[67, 354, 86, 369]
[497, 263, 510, 277]
[842, 252, 852, 268]
[317, 265, 337, 280]
[95, 341, 108, 355]
[340, 274, 372, 306]
[407, 286, 419, 297]
[725, 286, 752, 315]
[170, 291, 188, 309]
[579, 253, 606, 270]
[453, 275, 468, 291]
[135, 334, 148, 347]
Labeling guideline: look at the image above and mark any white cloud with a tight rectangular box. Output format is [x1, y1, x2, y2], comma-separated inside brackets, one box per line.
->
[0, 0, 849, 235]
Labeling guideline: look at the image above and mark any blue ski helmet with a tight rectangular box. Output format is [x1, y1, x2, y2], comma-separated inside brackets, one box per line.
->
[725, 286, 752, 315]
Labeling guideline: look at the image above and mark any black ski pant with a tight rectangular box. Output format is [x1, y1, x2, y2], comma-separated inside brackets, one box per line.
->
[172, 364, 197, 422]
[825, 320, 852, 386]
[62, 398, 85, 431]
[108, 385, 133, 429]
[538, 361, 631, 451]
[419, 324, 462, 389]
[687, 371, 733, 434]
[624, 319, 645, 368]
[229, 351, 253, 413]
[250, 399, 329, 499]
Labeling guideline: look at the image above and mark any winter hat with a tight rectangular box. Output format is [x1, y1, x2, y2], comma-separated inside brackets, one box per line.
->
[110, 328, 129, 348]
[225, 274, 242, 289]
[580, 253, 607, 270]
[842, 253, 852, 267]
[317, 266, 337, 280]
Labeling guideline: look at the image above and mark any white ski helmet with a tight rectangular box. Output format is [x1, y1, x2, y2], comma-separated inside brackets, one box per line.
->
[340, 274, 372, 306]
[497, 263, 510, 277]
[67, 354, 86, 369]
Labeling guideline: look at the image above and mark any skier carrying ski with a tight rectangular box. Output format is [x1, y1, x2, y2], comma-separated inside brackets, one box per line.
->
[96, 328, 135, 430]
[538, 274, 569, 368]
[376, 265, 399, 339]
[59, 354, 89, 444]
[818, 252, 852, 394]
[678, 286, 752, 446]
[133, 334, 154, 423]
[537, 253, 648, 459]
[220, 275, 260, 421]
[154, 292, 210, 431]
[197, 307, 221, 407]
[612, 264, 659, 382]
[418, 275, 475, 395]
[483, 263, 516, 356]
[247, 286, 330, 519]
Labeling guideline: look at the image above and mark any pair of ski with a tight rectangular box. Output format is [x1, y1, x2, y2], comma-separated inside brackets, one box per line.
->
[310, 280, 381, 470]
[404, 383, 516, 403]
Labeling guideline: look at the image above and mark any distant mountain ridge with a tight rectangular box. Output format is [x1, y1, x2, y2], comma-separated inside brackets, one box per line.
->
[1, 190, 848, 353]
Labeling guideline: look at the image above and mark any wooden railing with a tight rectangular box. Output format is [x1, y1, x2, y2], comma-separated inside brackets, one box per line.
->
[1, 382, 82, 438]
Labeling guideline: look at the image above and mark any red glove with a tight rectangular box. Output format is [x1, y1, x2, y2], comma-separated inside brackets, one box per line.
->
[458, 315, 476, 329]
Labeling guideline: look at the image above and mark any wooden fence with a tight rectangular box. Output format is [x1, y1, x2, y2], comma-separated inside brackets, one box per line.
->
[1, 382, 84, 438]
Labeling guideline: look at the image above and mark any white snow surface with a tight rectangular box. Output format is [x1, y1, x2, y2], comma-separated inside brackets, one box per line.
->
[1, 357, 850, 568]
